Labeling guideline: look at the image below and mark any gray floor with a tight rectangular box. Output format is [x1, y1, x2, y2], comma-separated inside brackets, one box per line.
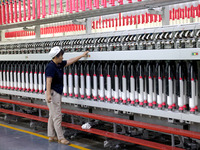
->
[0, 115, 155, 150]
[0, 116, 105, 150]
[0, 125, 81, 150]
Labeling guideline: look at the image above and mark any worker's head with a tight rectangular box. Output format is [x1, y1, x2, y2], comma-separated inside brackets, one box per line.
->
[49, 46, 64, 63]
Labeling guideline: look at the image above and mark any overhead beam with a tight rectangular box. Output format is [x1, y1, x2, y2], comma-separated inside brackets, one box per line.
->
[0, 0, 197, 30]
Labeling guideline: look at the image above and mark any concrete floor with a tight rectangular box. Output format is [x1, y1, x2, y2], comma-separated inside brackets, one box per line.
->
[0, 125, 81, 150]
[0, 114, 155, 150]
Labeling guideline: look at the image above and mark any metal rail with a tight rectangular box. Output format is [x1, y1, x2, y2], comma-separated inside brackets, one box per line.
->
[1, 98, 200, 140]
[0, 89, 200, 123]
[0, 49, 199, 61]
[0, 107, 183, 150]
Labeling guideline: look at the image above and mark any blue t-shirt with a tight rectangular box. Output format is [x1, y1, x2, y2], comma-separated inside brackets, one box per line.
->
[45, 60, 67, 95]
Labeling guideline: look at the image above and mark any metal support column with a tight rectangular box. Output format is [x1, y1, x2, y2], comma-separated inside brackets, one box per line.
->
[35, 25, 41, 39]
[0, 31, 2, 41]
[86, 18, 92, 34]
[12, 104, 16, 111]
[113, 123, 117, 133]
[171, 134, 175, 147]
[162, 6, 170, 26]
[0, 30, 5, 42]
[35, 0, 40, 39]
[39, 109, 42, 117]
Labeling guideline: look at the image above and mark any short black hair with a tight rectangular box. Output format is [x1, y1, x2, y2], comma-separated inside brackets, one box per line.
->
[53, 49, 64, 59]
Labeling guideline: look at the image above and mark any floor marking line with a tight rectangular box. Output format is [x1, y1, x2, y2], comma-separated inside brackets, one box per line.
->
[0, 123, 90, 150]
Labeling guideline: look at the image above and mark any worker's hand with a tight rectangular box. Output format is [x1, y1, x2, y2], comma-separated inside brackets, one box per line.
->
[82, 51, 89, 57]
[47, 94, 52, 103]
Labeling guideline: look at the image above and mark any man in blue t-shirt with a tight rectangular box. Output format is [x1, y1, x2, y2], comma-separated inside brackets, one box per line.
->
[45, 46, 89, 145]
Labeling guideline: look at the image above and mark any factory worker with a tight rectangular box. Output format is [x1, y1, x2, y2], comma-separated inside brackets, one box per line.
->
[45, 46, 89, 145]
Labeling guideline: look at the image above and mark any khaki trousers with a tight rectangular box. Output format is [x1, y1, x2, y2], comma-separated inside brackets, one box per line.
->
[46, 90, 64, 140]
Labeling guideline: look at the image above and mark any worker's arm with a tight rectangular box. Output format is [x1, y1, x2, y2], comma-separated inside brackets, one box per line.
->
[65, 51, 89, 67]
[46, 77, 53, 103]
